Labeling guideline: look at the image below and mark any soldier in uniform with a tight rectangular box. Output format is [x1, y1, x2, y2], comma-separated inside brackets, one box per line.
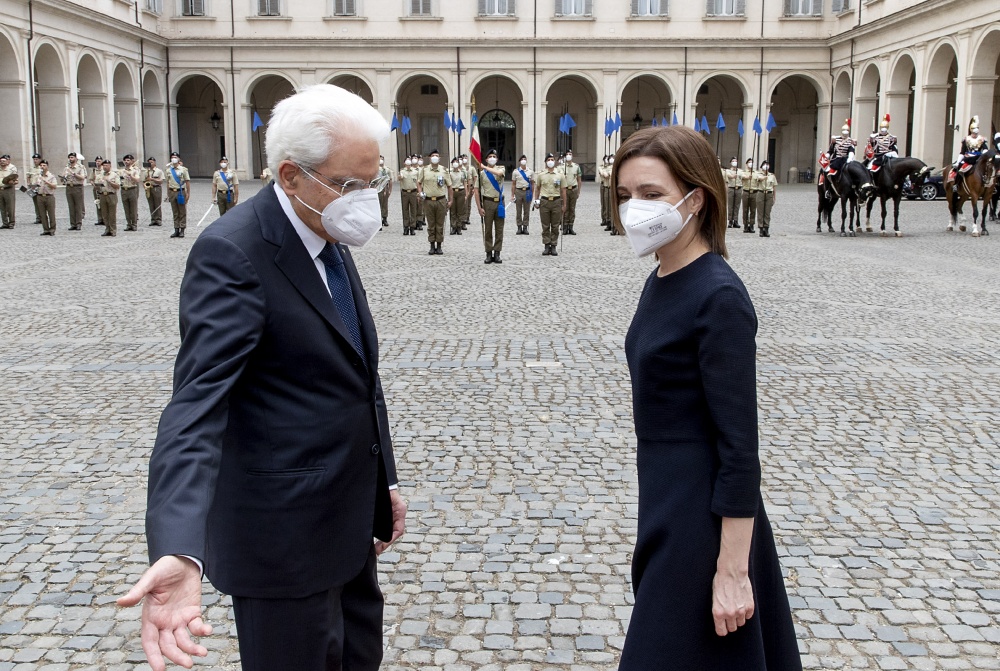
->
[91, 156, 105, 227]
[512, 154, 533, 235]
[723, 157, 741, 228]
[533, 153, 567, 256]
[754, 160, 777, 238]
[739, 158, 755, 233]
[62, 152, 88, 230]
[560, 149, 583, 234]
[398, 156, 420, 235]
[165, 151, 191, 238]
[867, 114, 898, 174]
[953, 116, 989, 176]
[0, 153, 19, 229]
[94, 159, 121, 237]
[259, 166, 273, 186]
[826, 119, 857, 175]
[597, 155, 612, 231]
[377, 156, 393, 227]
[27, 154, 43, 225]
[144, 157, 164, 226]
[119, 154, 143, 231]
[474, 148, 506, 264]
[416, 149, 452, 255]
[414, 155, 426, 230]
[449, 158, 466, 235]
[211, 156, 239, 217]
[35, 159, 59, 236]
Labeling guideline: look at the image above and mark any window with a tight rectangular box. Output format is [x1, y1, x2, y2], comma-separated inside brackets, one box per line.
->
[409, 0, 432, 15]
[632, 0, 667, 15]
[556, 0, 592, 16]
[332, 0, 357, 15]
[180, 0, 205, 15]
[145, 0, 163, 12]
[705, 0, 744, 16]
[832, 0, 851, 12]
[258, 0, 280, 15]
[784, 0, 821, 15]
[479, 0, 515, 16]
[420, 84, 440, 95]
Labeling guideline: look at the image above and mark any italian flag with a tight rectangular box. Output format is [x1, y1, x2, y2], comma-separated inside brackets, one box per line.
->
[469, 112, 481, 165]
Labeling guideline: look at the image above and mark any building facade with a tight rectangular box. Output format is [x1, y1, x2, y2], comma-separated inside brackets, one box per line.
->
[1, 0, 998, 181]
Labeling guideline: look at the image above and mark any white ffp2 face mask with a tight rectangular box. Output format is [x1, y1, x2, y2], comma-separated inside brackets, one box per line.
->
[295, 169, 383, 248]
[619, 191, 696, 258]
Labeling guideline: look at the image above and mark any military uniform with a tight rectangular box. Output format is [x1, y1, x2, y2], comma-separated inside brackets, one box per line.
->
[212, 163, 239, 216]
[476, 162, 506, 263]
[27, 159, 42, 225]
[35, 167, 59, 235]
[598, 162, 612, 229]
[398, 165, 420, 234]
[417, 161, 452, 254]
[535, 164, 565, 256]
[145, 162, 164, 226]
[560, 159, 583, 234]
[90, 158, 105, 227]
[461, 160, 473, 227]
[0, 158, 18, 228]
[512, 163, 534, 234]
[955, 123, 989, 174]
[165, 158, 191, 237]
[739, 163, 756, 232]
[62, 157, 88, 230]
[753, 169, 777, 237]
[449, 164, 466, 235]
[377, 164, 394, 226]
[867, 132, 897, 172]
[119, 159, 142, 231]
[94, 167, 121, 236]
[723, 164, 741, 228]
[827, 122, 857, 173]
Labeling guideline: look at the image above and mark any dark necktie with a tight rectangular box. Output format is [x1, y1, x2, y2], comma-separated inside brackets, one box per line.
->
[317, 243, 365, 361]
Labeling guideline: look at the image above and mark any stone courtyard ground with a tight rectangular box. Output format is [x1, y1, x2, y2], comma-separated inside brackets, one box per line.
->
[0, 179, 998, 670]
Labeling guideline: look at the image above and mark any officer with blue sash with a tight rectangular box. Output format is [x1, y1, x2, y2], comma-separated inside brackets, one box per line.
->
[211, 156, 239, 216]
[166, 151, 191, 238]
[512, 154, 533, 235]
[475, 148, 506, 264]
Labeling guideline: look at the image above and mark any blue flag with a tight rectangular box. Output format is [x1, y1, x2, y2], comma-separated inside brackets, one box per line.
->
[558, 114, 567, 134]
[693, 117, 701, 133]
[702, 115, 710, 135]
[390, 112, 399, 131]
[615, 112, 622, 131]
[672, 112, 678, 126]
[661, 114, 668, 127]
[717, 113, 726, 132]
[401, 115, 411, 135]
[604, 117, 611, 137]
[444, 109, 452, 131]
[650, 117, 657, 127]
[456, 118, 465, 134]
[766, 113, 777, 133]
[251, 111, 264, 131]
[738, 119, 745, 137]
[565, 113, 576, 130]
[471, 112, 478, 127]
[753, 116, 763, 135]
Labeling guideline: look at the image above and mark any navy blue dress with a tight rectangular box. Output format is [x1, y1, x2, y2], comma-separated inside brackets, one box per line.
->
[620, 253, 801, 670]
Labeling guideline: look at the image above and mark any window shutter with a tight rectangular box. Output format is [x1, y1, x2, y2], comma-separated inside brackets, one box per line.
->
[631, 0, 640, 14]
[812, 0, 821, 15]
[191, 0, 204, 14]
[705, 0, 714, 15]
[584, 0, 592, 14]
[735, 0, 745, 15]
[783, 0, 792, 15]
[478, 0, 487, 13]
[555, 0, 563, 15]
[508, 0, 515, 13]
[411, 0, 422, 15]
[832, 0, 842, 11]
[258, 0, 269, 15]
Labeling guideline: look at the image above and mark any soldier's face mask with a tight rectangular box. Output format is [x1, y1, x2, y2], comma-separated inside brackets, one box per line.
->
[220, 162, 228, 169]
[171, 158, 179, 165]
[730, 161, 737, 167]
[487, 157, 498, 166]
[546, 160, 555, 169]
[430, 156, 440, 165]
[565, 154, 573, 162]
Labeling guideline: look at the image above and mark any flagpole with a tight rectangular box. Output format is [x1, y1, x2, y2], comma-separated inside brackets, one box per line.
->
[251, 94, 264, 177]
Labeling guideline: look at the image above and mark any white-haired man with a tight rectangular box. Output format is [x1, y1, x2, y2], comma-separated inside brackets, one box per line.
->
[118, 84, 406, 671]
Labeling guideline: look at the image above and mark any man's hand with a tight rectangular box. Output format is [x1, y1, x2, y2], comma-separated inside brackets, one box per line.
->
[375, 488, 407, 555]
[116, 555, 211, 671]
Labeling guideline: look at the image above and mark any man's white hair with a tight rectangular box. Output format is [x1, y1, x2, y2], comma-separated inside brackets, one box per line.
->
[265, 84, 389, 177]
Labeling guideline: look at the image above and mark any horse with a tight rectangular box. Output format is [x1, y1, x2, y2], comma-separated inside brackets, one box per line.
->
[944, 151, 997, 237]
[864, 157, 934, 237]
[821, 160, 874, 237]
[815, 176, 836, 233]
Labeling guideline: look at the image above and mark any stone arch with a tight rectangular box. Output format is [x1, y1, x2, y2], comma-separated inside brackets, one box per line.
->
[0, 30, 26, 161]
[76, 53, 106, 160]
[174, 74, 226, 177]
[142, 69, 167, 164]
[969, 28, 1000, 138]
[922, 42, 959, 171]
[831, 70, 852, 137]
[768, 74, 821, 180]
[694, 73, 747, 163]
[33, 42, 69, 161]
[619, 73, 674, 141]
[247, 73, 296, 177]
[470, 74, 524, 170]
[544, 74, 599, 169]
[887, 54, 917, 156]
[113, 62, 139, 161]
[857, 62, 881, 136]
[394, 73, 450, 161]
[327, 73, 375, 104]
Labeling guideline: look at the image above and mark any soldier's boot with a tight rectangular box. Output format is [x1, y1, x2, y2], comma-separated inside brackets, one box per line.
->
[436, 242, 443, 255]
[485, 252, 493, 264]
[567, 226, 576, 235]
[428, 243, 435, 255]
[760, 228, 770, 238]
[492, 251, 502, 264]
[542, 244, 551, 256]
[170, 228, 182, 238]
[549, 245, 558, 257]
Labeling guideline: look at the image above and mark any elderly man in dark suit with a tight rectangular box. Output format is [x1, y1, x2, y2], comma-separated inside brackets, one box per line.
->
[118, 84, 406, 671]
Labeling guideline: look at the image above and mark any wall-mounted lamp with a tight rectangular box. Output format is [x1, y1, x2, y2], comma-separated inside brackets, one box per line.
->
[210, 110, 221, 131]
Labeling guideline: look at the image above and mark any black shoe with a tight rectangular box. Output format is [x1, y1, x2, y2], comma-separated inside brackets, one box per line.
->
[542, 245, 551, 256]
[493, 251, 502, 264]
[485, 253, 493, 264]
[549, 245, 558, 256]
[149, 222, 162, 227]
[382, 219, 388, 227]
[450, 228, 456, 235]
[760, 229, 770, 238]
[102, 231, 115, 237]
[748, 227, 755, 233]
[435, 243, 443, 255]
[456, 229, 462, 235]
[0, 224, 12, 229]
[95, 221, 104, 226]
[428, 244, 435, 255]
[170, 229, 181, 238]
[567, 228, 576, 235]
[40, 231, 52, 236]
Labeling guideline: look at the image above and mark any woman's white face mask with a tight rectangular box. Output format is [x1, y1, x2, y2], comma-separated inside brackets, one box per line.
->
[294, 166, 383, 247]
[618, 190, 697, 258]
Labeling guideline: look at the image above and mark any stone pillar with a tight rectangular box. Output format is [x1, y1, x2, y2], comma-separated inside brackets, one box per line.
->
[885, 90, 911, 156]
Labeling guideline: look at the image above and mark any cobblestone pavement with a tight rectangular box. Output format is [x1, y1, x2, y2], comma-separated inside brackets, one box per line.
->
[1, 179, 998, 671]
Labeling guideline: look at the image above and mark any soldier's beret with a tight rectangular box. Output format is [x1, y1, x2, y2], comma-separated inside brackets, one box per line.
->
[486, 148, 498, 157]
[101, 159, 111, 165]
[123, 154, 134, 160]
[32, 153, 41, 159]
[220, 156, 228, 161]
[1, 154, 11, 159]
[429, 149, 440, 155]
[68, 152, 77, 158]
[170, 151, 180, 158]
[146, 157, 156, 162]
[545, 153, 555, 160]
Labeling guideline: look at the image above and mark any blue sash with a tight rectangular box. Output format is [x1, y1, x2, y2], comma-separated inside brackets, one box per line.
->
[169, 166, 185, 205]
[518, 169, 532, 202]
[484, 170, 505, 219]
[219, 171, 232, 202]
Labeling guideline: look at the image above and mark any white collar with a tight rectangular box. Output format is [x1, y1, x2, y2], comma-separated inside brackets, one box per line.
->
[274, 182, 327, 262]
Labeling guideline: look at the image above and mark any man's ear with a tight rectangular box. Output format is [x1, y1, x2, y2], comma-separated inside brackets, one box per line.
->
[277, 161, 301, 194]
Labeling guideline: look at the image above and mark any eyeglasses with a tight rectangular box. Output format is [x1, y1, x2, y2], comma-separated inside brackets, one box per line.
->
[298, 164, 390, 194]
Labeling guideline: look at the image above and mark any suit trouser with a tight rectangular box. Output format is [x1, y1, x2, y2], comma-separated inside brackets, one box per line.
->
[756, 191, 774, 231]
[741, 191, 756, 229]
[121, 188, 139, 228]
[66, 185, 85, 227]
[146, 186, 162, 225]
[424, 198, 446, 243]
[482, 199, 504, 253]
[217, 191, 234, 216]
[514, 189, 530, 227]
[727, 188, 741, 225]
[99, 193, 118, 234]
[232, 545, 383, 671]
[378, 191, 389, 221]
[169, 190, 187, 229]
[564, 187, 580, 227]
[540, 198, 562, 245]
[37, 194, 56, 233]
[400, 190, 418, 229]
[1, 187, 16, 225]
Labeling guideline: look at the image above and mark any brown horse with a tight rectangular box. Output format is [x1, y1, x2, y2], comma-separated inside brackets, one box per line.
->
[944, 151, 997, 237]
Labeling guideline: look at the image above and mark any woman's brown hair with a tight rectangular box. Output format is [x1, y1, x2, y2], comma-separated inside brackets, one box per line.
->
[610, 126, 728, 259]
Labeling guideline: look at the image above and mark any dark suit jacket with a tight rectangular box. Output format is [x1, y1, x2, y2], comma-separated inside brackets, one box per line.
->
[145, 184, 396, 599]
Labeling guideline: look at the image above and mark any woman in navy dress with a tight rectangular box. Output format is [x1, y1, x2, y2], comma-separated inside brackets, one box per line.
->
[613, 126, 801, 670]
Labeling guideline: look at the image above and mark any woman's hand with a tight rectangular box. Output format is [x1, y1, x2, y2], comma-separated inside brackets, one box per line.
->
[713, 516, 756, 636]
